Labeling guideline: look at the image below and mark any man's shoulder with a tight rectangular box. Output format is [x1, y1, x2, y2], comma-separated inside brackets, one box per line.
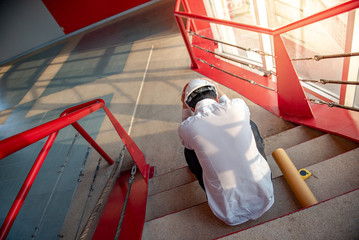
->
[222, 97, 246, 108]
[230, 97, 245, 104]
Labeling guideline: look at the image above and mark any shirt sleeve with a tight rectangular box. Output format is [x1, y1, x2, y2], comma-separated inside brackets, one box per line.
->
[182, 108, 192, 122]
[178, 124, 193, 150]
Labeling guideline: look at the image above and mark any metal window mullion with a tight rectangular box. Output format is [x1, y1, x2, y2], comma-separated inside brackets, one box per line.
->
[253, 0, 274, 71]
[343, 9, 359, 107]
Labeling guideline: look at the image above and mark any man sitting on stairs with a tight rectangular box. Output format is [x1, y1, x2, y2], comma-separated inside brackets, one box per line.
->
[178, 78, 274, 226]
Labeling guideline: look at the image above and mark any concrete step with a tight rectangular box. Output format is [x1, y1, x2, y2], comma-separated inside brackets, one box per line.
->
[142, 147, 359, 239]
[217, 188, 359, 240]
[267, 133, 359, 178]
[304, 147, 359, 201]
[264, 125, 325, 156]
[148, 167, 196, 196]
[146, 181, 207, 221]
[243, 100, 296, 139]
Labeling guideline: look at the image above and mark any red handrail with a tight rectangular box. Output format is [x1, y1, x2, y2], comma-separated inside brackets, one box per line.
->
[0, 99, 148, 240]
[174, 11, 273, 35]
[174, 0, 359, 142]
[174, 0, 359, 36]
[274, 0, 359, 35]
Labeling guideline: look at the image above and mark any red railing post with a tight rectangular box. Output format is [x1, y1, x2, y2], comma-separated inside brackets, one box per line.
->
[72, 122, 114, 165]
[175, 15, 199, 69]
[0, 132, 58, 240]
[175, 0, 198, 69]
[0, 99, 148, 238]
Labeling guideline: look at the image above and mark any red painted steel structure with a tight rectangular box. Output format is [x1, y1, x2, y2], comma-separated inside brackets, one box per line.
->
[92, 169, 149, 240]
[174, 0, 359, 142]
[0, 99, 149, 240]
[42, 0, 152, 34]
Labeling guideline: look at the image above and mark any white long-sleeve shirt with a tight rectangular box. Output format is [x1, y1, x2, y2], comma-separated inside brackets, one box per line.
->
[178, 95, 274, 225]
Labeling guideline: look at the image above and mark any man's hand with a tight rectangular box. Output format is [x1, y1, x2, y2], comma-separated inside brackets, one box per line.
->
[181, 83, 189, 109]
[205, 78, 224, 98]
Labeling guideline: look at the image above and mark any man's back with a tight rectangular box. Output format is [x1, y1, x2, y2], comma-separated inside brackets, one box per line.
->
[179, 96, 274, 225]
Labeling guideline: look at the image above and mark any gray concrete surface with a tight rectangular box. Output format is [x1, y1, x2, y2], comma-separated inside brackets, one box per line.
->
[218, 189, 359, 240]
[264, 125, 325, 155]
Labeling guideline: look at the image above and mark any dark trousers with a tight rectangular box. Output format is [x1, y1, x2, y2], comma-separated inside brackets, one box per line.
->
[184, 120, 266, 191]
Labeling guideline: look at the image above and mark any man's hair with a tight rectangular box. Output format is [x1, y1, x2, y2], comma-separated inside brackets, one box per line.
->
[187, 89, 217, 109]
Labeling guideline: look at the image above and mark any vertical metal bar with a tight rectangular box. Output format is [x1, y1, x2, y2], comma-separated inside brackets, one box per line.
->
[0, 132, 58, 240]
[181, 0, 197, 33]
[175, 15, 199, 69]
[72, 122, 114, 165]
[252, 0, 273, 71]
[181, 0, 191, 31]
[340, 10, 356, 105]
[175, 0, 181, 11]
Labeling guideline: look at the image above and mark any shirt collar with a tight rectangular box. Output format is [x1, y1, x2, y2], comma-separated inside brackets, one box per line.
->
[195, 99, 217, 113]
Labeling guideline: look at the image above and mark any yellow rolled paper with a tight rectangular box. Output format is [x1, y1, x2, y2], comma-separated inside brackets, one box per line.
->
[272, 148, 318, 208]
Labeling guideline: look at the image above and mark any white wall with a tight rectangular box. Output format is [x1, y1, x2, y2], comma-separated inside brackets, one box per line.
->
[0, 0, 64, 64]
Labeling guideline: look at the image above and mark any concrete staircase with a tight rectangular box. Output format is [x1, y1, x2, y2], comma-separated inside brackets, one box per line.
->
[2, 0, 357, 238]
[142, 118, 359, 239]
[138, 2, 359, 238]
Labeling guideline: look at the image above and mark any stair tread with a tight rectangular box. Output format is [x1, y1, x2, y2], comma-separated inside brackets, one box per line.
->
[268, 133, 359, 178]
[148, 167, 196, 196]
[146, 181, 207, 221]
[218, 189, 359, 240]
[264, 125, 325, 155]
[143, 147, 359, 238]
[305, 147, 359, 201]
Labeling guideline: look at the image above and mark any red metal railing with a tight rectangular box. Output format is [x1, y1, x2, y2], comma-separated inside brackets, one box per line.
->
[0, 99, 149, 240]
[174, 0, 359, 142]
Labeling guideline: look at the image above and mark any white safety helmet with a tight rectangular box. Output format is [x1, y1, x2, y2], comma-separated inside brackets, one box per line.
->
[184, 78, 218, 109]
